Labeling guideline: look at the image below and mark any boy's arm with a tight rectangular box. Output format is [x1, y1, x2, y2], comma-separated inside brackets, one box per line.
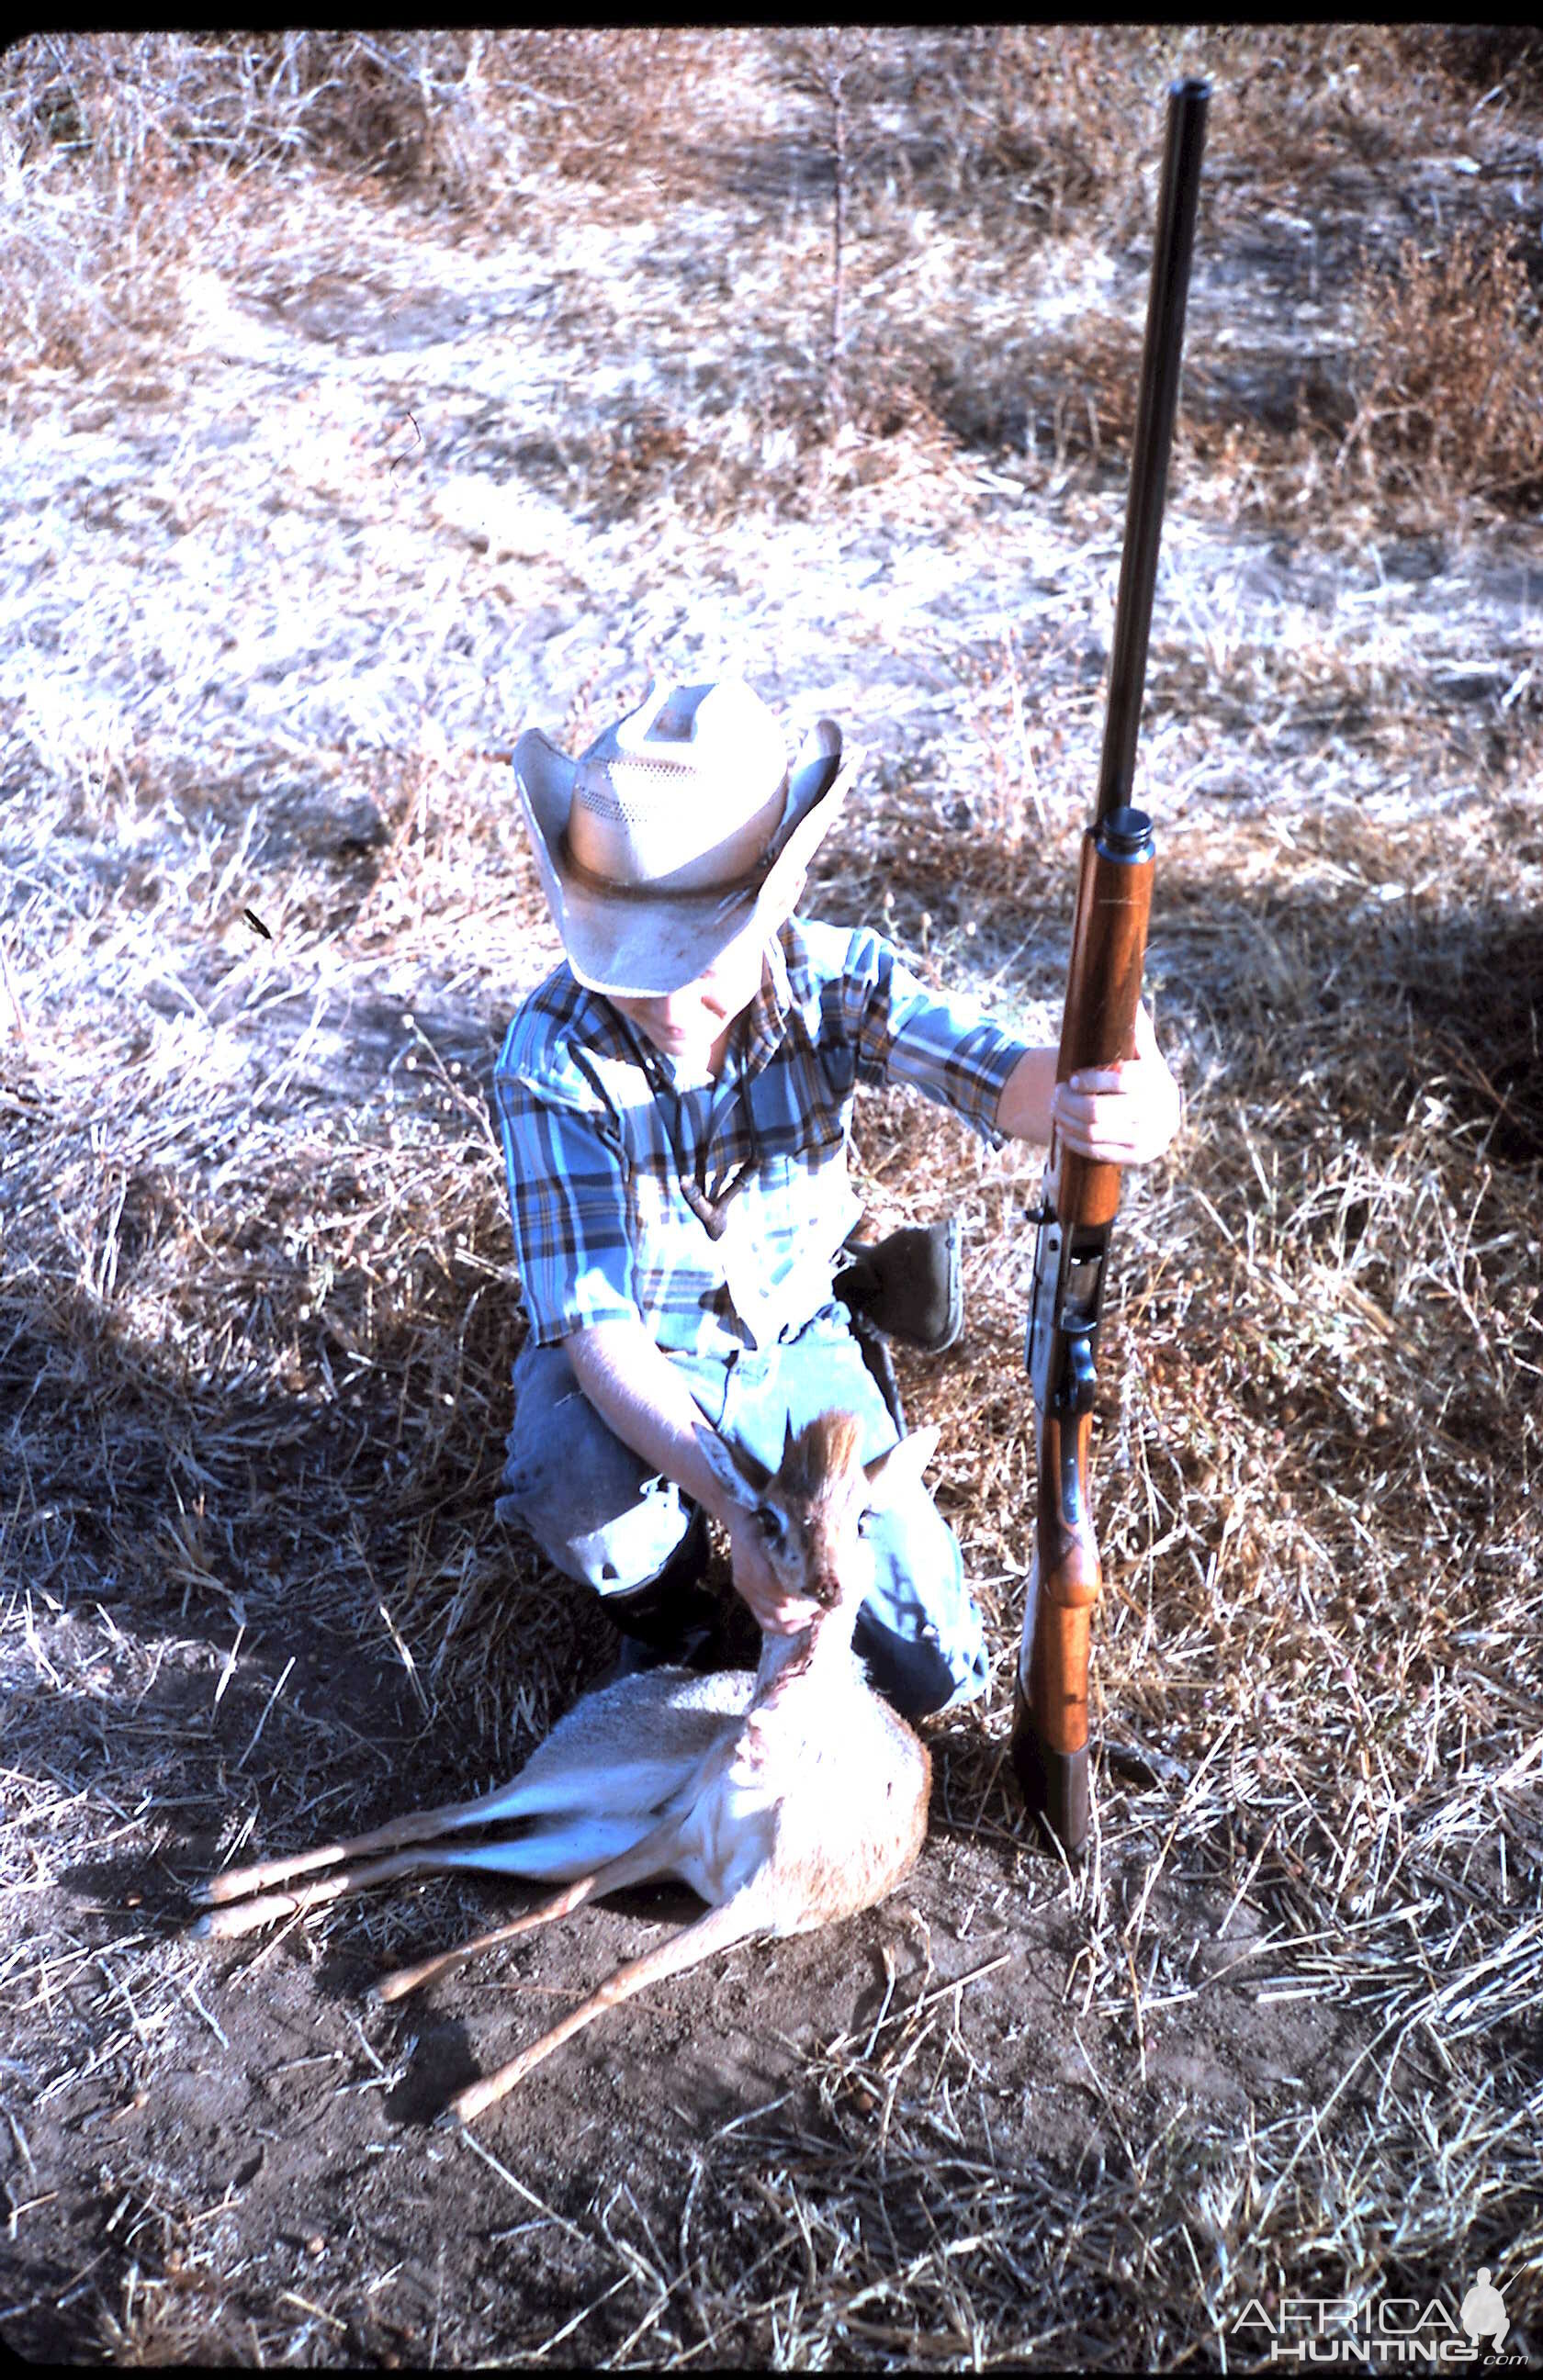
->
[819, 920, 1178, 1162]
[565, 1319, 809, 1633]
[565, 1318, 729, 1518]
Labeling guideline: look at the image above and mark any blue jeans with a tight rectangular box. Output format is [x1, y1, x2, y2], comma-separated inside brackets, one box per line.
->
[496, 1305, 986, 1718]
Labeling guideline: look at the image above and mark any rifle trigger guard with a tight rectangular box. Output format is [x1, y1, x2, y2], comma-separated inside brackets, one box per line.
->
[1061, 1330, 1097, 1418]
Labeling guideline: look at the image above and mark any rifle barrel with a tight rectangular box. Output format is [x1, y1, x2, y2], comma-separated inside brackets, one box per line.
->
[1096, 77, 1210, 828]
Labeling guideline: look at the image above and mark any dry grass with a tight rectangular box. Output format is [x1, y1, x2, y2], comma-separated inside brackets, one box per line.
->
[2, 23, 1541, 2371]
[1341, 229, 1543, 513]
[2, 31, 507, 194]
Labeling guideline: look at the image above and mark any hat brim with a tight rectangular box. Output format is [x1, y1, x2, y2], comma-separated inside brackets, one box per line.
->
[514, 720, 859, 997]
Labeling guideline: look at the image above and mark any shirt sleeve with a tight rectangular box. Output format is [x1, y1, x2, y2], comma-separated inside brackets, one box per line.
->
[817, 921, 1033, 1144]
[493, 1041, 640, 1347]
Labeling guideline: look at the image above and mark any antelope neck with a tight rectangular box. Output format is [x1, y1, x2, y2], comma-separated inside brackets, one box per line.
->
[751, 1609, 860, 1701]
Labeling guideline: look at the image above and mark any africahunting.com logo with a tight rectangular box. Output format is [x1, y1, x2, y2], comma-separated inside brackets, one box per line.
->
[1232, 2269, 1524, 2364]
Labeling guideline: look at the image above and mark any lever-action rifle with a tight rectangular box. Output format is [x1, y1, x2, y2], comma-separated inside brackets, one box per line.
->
[1010, 78, 1209, 1858]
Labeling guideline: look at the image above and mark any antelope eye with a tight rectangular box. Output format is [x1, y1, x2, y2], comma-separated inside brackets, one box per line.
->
[753, 1505, 786, 1544]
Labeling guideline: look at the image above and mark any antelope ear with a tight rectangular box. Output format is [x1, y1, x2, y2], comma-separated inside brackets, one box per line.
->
[862, 1423, 940, 1510]
[693, 1424, 770, 1514]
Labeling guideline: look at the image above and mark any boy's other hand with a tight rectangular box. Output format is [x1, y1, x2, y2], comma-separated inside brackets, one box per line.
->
[1049, 1001, 1181, 1166]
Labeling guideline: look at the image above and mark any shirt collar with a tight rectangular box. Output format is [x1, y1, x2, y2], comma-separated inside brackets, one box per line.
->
[743, 931, 793, 1075]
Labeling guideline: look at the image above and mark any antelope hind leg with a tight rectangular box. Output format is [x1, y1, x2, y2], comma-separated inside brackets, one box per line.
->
[197, 1670, 746, 1914]
[194, 1774, 548, 1910]
[190, 1838, 502, 1942]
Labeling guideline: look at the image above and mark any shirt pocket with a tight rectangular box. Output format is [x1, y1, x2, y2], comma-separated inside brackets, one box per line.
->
[630, 1160, 725, 1327]
[747, 1060, 848, 1164]
[745, 1139, 861, 1267]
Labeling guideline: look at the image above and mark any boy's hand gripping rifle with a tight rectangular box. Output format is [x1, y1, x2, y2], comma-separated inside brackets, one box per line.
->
[1010, 79, 1209, 1857]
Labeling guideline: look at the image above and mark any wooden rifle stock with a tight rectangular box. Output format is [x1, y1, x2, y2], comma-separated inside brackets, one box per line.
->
[1011, 78, 1209, 1856]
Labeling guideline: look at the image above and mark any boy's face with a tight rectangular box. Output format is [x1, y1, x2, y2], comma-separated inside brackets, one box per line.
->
[608, 916, 768, 1069]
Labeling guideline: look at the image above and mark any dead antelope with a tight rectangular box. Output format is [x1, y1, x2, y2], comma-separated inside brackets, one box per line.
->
[192, 1411, 938, 2125]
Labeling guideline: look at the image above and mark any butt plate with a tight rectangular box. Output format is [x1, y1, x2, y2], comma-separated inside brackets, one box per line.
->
[1010, 1679, 1091, 1858]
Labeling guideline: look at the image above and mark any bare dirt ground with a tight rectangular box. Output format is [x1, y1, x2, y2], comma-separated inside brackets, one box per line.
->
[1, 28, 1540, 2369]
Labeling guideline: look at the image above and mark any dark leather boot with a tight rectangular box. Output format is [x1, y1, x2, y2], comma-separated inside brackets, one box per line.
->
[590, 1510, 720, 1684]
[834, 1218, 963, 1353]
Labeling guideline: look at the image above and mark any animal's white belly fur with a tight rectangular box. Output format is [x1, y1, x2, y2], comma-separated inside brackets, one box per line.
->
[673, 1757, 780, 1905]
[667, 1678, 919, 1919]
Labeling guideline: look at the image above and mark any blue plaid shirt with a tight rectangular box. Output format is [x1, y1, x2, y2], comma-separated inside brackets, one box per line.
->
[494, 915, 1031, 1360]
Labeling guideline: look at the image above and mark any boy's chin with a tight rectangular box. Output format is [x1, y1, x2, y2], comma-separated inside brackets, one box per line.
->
[644, 1027, 712, 1061]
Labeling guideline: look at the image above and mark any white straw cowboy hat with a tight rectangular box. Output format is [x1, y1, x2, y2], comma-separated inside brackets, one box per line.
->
[513, 677, 860, 997]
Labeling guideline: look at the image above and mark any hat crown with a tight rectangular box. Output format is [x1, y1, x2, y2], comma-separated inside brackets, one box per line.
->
[567, 679, 789, 895]
[512, 680, 855, 997]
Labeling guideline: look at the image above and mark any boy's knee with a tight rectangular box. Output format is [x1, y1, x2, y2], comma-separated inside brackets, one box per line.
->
[853, 1604, 986, 1719]
[499, 1465, 696, 1596]
[498, 1341, 695, 1593]
[855, 1488, 986, 1718]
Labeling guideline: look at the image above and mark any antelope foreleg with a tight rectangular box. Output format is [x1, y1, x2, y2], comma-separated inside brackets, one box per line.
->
[371, 1814, 693, 2004]
[443, 1895, 766, 2126]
